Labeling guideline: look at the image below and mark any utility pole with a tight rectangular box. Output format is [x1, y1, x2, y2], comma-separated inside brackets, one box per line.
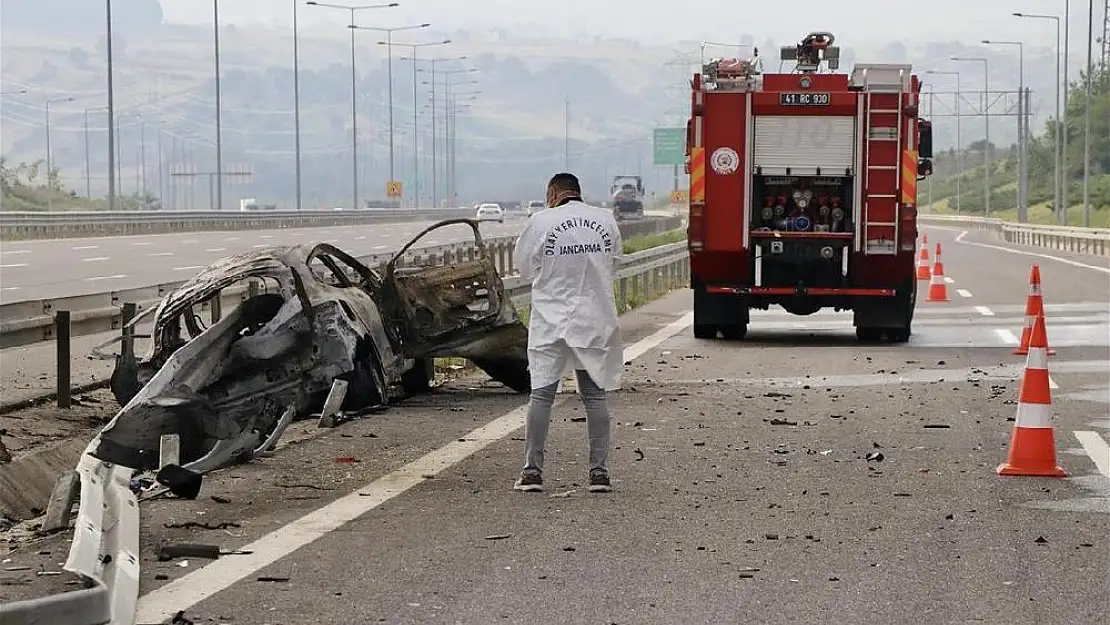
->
[84, 109, 92, 198]
[292, 0, 302, 210]
[213, 0, 224, 210]
[563, 96, 569, 169]
[106, 0, 117, 211]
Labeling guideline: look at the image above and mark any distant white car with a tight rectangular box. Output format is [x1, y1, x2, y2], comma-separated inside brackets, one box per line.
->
[475, 203, 504, 223]
[525, 200, 546, 216]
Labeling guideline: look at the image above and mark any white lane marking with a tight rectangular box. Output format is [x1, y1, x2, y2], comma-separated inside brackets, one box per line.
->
[173, 265, 204, 271]
[372, 245, 388, 250]
[224, 237, 241, 241]
[943, 276, 955, 284]
[182, 239, 199, 244]
[205, 248, 226, 253]
[84, 274, 127, 282]
[130, 242, 151, 247]
[252, 244, 268, 248]
[1, 286, 21, 291]
[953, 230, 1110, 274]
[0, 249, 30, 255]
[355, 236, 367, 240]
[82, 256, 110, 262]
[1073, 431, 1110, 478]
[72, 245, 99, 250]
[1048, 376, 1059, 390]
[0, 263, 29, 268]
[148, 252, 174, 257]
[259, 235, 274, 239]
[134, 310, 695, 622]
[994, 328, 1020, 344]
[974, 306, 995, 316]
[957, 289, 973, 298]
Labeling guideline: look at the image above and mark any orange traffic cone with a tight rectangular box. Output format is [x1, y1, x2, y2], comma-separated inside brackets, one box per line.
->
[916, 234, 931, 280]
[925, 242, 949, 302]
[997, 314, 1066, 477]
[1013, 264, 1056, 357]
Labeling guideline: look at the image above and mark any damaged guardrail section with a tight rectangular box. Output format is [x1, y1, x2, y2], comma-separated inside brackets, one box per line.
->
[918, 214, 1110, 257]
[0, 219, 689, 625]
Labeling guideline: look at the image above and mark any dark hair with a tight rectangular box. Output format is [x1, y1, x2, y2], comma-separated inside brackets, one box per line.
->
[547, 172, 581, 194]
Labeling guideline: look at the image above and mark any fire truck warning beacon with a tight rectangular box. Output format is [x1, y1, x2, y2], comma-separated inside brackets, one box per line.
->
[685, 31, 935, 342]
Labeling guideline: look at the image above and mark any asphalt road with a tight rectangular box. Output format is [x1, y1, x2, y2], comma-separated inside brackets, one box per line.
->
[3, 225, 1108, 623]
[0, 218, 527, 301]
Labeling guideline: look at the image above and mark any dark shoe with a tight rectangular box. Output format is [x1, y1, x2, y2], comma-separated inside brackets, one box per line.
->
[513, 469, 543, 492]
[588, 468, 612, 493]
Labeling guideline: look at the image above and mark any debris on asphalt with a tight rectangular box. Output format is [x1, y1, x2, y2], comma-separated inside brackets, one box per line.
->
[335, 456, 361, 463]
[633, 448, 645, 460]
[562, 546, 576, 552]
[162, 521, 241, 531]
[550, 490, 577, 498]
[484, 534, 512, 541]
[767, 418, 798, 426]
[865, 452, 884, 462]
[257, 576, 291, 582]
[157, 542, 253, 561]
[923, 424, 951, 429]
[1034, 536, 1048, 544]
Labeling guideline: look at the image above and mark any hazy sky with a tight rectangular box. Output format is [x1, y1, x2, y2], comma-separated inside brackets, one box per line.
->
[157, 0, 1079, 50]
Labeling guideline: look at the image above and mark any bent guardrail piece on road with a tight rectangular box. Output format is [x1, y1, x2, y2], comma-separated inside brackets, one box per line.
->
[0, 440, 139, 625]
[0, 234, 692, 625]
[918, 214, 1110, 257]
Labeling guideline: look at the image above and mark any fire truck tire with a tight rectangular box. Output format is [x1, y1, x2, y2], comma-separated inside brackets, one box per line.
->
[855, 326, 883, 342]
[720, 323, 748, 340]
[693, 324, 718, 339]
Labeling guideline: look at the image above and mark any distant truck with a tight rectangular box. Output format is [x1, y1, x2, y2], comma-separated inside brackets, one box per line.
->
[610, 175, 645, 220]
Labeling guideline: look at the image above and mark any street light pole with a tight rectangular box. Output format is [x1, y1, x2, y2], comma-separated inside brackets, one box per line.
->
[1063, 0, 1071, 215]
[84, 109, 92, 198]
[45, 96, 75, 211]
[293, 0, 302, 210]
[395, 39, 450, 207]
[105, 0, 117, 211]
[415, 56, 467, 207]
[307, 2, 399, 210]
[1014, 12, 1064, 223]
[351, 23, 429, 197]
[213, 0, 224, 210]
[951, 56, 991, 216]
[925, 70, 962, 214]
[1082, 0, 1094, 227]
[982, 40, 1026, 221]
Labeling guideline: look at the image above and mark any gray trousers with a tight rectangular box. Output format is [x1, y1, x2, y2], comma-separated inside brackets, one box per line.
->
[523, 369, 611, 473]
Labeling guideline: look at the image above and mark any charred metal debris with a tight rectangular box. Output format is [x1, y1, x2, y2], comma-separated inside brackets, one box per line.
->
[86, 219, 530, 490]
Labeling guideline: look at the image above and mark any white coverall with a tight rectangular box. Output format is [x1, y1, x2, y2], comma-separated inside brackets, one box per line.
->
[513, 199, 624, 391]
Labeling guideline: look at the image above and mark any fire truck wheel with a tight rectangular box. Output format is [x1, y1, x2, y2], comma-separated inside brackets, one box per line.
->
[855, 326, 883, 342]
[720, 323, 747, 340]
[693, 324, 718, 339]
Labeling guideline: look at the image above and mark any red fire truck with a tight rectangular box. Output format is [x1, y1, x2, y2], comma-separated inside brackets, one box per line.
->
[685, 31, 934, 342]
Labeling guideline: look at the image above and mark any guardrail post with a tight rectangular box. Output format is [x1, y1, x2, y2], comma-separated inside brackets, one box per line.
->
[618, 277, 629, 312]
[56, 310, 71, 408]
[507, 242, 515, 273]
[121, 302, 137, 367]
[211, 290, 222, 324]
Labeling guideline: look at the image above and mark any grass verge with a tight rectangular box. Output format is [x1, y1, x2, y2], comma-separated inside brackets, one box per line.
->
[623, 229, 687, 254]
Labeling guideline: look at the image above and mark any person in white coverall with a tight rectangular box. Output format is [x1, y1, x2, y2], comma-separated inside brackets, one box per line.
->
[511, 172, 623, 493]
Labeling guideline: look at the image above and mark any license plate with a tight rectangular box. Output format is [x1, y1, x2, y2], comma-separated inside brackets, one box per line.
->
[779, 92, 831, 106]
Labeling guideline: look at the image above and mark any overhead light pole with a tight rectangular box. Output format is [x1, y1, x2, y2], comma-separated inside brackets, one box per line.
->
[982, 39, 1027, 222]
[213, 0, 224, 210]
[388, 39, 449, 208]
[951, 56, 991, 217]
[414, 56, 467, 207]
[925, 70, 963, 214]
[307, 1, 399, 210]
[105, 0, 117, 211]
[45, 96, 76, 211]
[1081, 0, 1094, 227]
[292, 0, 303, 210]
[352, 23, 429, 198]
[1013, 12, 1064, 224]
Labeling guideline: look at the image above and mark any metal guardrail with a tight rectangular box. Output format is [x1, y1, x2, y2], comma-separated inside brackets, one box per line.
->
[0, 232, 691, 625]
[0, 208, 470, 241]
[918, 214, 1110, 257]
[0, 216, 684, 350]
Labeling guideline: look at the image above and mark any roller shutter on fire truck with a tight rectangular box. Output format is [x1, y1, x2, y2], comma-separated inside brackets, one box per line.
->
[752, 116, 856, 175]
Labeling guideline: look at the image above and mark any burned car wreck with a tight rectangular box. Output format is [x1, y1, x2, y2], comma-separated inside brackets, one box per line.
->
[90, 219, 530, 473]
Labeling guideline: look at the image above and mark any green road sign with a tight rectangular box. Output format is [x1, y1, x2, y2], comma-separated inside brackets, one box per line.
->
[653, 127, 686, 166]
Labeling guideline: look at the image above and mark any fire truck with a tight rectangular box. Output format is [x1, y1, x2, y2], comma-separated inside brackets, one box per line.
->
[685, 31, 934, 342]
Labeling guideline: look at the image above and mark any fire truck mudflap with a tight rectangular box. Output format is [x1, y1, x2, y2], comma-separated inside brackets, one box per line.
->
[685, 31, 933, 343]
